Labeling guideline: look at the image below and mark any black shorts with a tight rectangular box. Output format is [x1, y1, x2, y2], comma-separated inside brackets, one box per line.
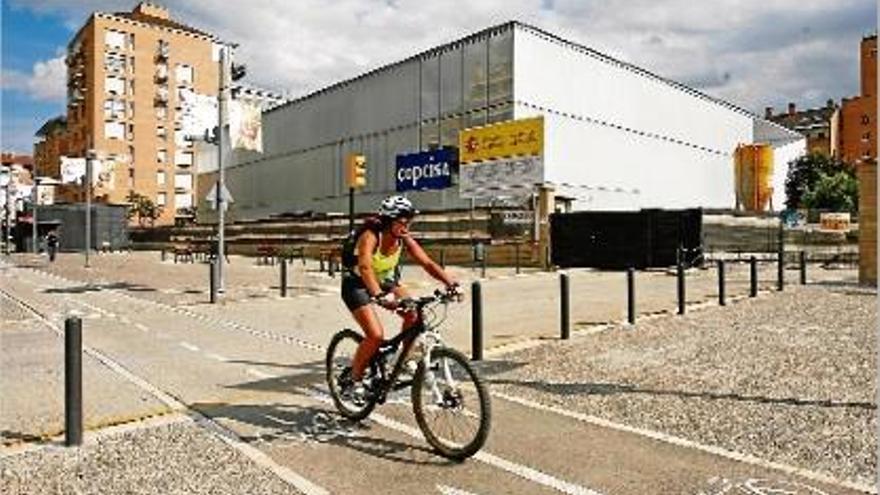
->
[341, 274, 399, 311]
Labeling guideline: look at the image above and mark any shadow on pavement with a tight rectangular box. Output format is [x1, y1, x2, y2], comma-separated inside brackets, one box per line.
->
[43, 282, 157, 294]
[486, 378, 877, 410]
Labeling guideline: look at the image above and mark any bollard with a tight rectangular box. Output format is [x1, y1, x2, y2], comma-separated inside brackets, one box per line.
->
[515, 243, 521, 275]
[160, 249, 166, 262]
[329, 257, 336, 278]
[560, 273, 570, 340]
[749, 256, 758, 297]
[471, 281, 483, 361]
[65, 317, 83, 446]
[717, 260, 726, 306]
[319, 256, 325, 273]
[280, 259, 288, 297]
[481, 255, 487, 279]
[677, 262, 685, 315]
[799, 251, 806, 285]
[777, 247, 784, 291]
[209, 260, 218, 304]
[440, 248, 446, 269]
[627, 268, 635, 325]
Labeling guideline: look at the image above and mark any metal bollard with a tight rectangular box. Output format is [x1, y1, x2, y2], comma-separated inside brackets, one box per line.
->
[481, 255, 487, 279]
[777, 247, 784, 291]
[209, 260, 218, 304]
[319, 256, 325, 273]
[627, 268, 635, 325]
[799, 251, 806, 285]
[515, 243, 521, 275]
[280, 259, 288, 297]
[329, 258, 336, 278]
[160, 249, 166, 262]
[677, 262, 686, 315]
[749, 256, 758, 297]
[65, 317, 83, 446]
[717, 260, 726, 306]
[560, 273, 570, 340]
[471, 281, 483, 361]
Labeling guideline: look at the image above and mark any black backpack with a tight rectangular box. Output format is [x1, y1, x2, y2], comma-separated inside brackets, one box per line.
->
[340, 219, 381, 272]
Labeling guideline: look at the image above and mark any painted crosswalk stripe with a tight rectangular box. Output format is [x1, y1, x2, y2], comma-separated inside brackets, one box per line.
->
[179, 342, 199, 352]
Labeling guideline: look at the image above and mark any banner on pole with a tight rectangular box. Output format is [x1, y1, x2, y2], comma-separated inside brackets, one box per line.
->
[60, 157, 86, 184]
[229, 99, 263, 152]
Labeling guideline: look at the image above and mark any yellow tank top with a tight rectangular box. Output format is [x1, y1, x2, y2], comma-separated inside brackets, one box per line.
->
[371, 240, 401, 282]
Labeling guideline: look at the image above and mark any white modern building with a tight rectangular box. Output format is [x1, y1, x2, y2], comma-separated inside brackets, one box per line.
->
[198, 21, 804, 222]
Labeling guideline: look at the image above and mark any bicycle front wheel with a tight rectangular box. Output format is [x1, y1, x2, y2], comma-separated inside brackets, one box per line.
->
[326, 329, 376, 421]
[411, 347, 491, 461]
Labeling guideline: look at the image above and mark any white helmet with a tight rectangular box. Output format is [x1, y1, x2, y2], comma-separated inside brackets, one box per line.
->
[378, 195, 417, 219]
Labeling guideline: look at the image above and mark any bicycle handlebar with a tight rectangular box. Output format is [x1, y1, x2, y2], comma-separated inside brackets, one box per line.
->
[396, 288, 462, 312]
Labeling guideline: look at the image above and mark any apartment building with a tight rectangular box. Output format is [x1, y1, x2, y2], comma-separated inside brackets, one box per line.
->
[840, 34, 877, 166]
[35, 2, 220, 225]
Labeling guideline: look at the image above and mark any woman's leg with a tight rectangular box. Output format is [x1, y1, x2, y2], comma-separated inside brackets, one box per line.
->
[391, 285, 419, 334]
[350, 305, 385, 381]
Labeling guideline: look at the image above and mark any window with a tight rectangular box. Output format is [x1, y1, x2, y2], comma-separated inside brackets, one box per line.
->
[174, 150, 194, 166]
[127, 33, 135, 50]
[862, 114, 871, 125]
[156, 106, 167, 120]
[157, 149, 167, 163]
[157, 126, 167, 139]
[128, 101, 134, 118]
[104, 121, 125, 139]
[105, 30, 126, 49]
[175, 130, 190, 147]
[104, 98, 125, 119]
[105, 53, 126, 73]
[105, 76, 125, 95]
[128, 168, 134, 188]
[175, 193, 193, 209]
[127, 123, 134, 140]
[156, 171, 166, 186]
[862, 132, 872, 142]
[175, 64, 194, 86]
[157, 192, 166, 206]
[174, 173, 192, 190]
[128, 79, 135, 97]
[129, 55, 135, 74]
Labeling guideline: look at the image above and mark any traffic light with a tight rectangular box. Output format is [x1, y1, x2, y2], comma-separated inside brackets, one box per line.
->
[347, 154, 366, 189]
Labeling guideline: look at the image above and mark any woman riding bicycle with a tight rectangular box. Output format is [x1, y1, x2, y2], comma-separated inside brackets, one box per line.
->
[340, 195, 461, 399]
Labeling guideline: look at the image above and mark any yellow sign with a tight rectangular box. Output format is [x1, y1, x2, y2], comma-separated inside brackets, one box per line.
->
[459, 117, 543, 164]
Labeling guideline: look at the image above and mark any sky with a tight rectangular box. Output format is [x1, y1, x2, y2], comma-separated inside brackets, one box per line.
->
[1, 0, 877, 154]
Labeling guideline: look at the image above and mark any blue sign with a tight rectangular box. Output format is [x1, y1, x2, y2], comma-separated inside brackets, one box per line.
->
[396, 149, 455, 192]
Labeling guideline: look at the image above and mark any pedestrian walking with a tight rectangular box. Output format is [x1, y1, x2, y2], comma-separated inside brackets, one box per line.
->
[46, 229, 59, 262]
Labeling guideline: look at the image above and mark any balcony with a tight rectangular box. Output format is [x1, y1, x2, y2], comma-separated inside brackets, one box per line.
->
[154, 89, 169, 107]
[155, 42, 169, 61]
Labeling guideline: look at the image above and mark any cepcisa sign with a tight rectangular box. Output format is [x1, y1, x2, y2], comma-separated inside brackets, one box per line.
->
[395, 149, 455, 192]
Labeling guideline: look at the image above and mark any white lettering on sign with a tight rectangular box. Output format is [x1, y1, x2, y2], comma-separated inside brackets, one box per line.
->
[397, 161, 451, 188]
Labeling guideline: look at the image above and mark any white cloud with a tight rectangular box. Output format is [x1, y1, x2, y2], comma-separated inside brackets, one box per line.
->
[6, 0, 877, 112]
[1, 54, 67, 102]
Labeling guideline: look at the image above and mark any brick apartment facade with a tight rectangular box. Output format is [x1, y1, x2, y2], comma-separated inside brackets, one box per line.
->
[34, 2, 219, 225]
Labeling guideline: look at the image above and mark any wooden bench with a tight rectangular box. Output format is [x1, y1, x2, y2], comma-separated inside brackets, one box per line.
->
[256, 244, 279, 265]
[172, 244, 194, 264]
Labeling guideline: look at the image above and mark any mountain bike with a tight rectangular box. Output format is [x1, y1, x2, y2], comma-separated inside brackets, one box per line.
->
[326, 289, 491, 461]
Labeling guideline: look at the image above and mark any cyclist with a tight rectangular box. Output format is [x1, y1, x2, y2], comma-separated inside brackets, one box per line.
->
[340, 195, 461, 401]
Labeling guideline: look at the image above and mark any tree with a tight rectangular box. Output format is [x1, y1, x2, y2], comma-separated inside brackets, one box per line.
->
[802, 171, 859, 213]
[126, 191, 164, 226]
[784, 153, 854, 210]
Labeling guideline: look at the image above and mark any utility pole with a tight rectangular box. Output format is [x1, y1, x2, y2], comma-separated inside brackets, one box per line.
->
[85, 152, 92, 268]
[217, 45, 228, 293]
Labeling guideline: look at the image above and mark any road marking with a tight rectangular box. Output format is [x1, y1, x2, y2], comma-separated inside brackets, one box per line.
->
[179, 342, 200, 352]
[206, 353, 228, 362]
[246, 368, 278, 380]
[135, 323, 149, 332]
[0, 286, 329, 495]
[305, 388, 602, 495]
[436, 484, 483, 495]
[493, 392, 875, 495]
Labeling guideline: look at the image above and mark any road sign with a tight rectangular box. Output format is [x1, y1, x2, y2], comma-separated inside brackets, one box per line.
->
[205, 182, 234, 210]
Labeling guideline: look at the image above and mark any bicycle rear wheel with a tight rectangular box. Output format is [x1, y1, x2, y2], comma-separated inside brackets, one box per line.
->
[411, 347, 491, 461]
[326, 329, 376, 421]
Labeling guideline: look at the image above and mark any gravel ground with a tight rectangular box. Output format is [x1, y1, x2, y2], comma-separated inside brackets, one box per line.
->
[0, 420, 302, 495]
[483, 283, 877, 487]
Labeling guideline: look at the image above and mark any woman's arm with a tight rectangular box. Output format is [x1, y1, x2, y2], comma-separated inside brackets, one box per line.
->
[356, 231, 383, 297]
[402, 235, 457, 287]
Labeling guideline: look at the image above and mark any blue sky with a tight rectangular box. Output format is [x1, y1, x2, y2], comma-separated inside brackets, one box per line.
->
[2, 2, 74, 154]
[1, 0, 876, 155]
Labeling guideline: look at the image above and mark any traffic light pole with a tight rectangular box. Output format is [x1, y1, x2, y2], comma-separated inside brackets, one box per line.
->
[349, 187, 354, 232]
[85, 156, 91, 268]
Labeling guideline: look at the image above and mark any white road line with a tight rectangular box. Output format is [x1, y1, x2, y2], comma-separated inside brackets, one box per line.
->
[206, 353, 228, 362]
[305, 388, 602, 495]
[0, 286, 328, 495]
[436, 484, 483, 495]
[493, 392, 876, 495]
[246, 368, 278, 380]
[135, 323, 149, 332]
[179, 342, 200, 352]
